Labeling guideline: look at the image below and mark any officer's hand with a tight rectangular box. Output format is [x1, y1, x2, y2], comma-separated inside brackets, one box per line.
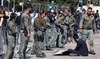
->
[28, 33, 31, 38]
[41, 27, 45, 32]
[93, 30, 96, 34]
[0, 14, 4, 17]
[79, 29, 83, 33]
[61, 25, 64, 28]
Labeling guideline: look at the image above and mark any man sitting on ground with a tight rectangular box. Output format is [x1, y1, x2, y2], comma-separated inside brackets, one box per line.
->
[54, 34, 89, 56]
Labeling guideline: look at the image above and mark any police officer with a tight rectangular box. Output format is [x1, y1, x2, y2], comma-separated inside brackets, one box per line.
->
[4, 13, 17, 59]
[55, 13, 66, 48]
[43, 11, 52, 50]
[47, 10, 58, 48]
[32, 11, 46, 58]
[79, 7, 96, 55]
[18, 5, 32, 59]
[64, 9, 76, 43]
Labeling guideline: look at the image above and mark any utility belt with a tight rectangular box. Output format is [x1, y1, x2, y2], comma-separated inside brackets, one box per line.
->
[8, 33, 16, 37]
[7, 29, 16, 36]
[20, 28, 28, 37]
[83, 28, 92, 30]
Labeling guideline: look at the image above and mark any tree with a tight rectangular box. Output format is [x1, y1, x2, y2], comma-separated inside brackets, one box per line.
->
[92, 0, 100, 5]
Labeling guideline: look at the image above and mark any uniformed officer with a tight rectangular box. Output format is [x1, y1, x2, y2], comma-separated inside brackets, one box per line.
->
[79, 7, 96, 55]
[32, 11, 46, 58]
[64, 9, 76, 43]
[18, 5, 32, 59]
[4, 13, 17, 59]
[55, 13, 66, 48]
[47, 10, 58, 48]
[43, 12, 51, 50]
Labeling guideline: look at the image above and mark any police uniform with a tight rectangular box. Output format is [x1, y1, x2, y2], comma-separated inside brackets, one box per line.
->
[43, 16, 51, 49]
[55, 17, 67, 47]
[48, 16, 58, 48]
[19, 11, 31, 59]
[32, 17, 46, 57]
[79, 14, 96, 53]
[65, 15, 76, 42]
[4, 20, 17, 59]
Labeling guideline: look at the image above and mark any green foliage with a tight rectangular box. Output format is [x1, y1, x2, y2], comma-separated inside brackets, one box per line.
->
[83, 0, 87, 5]
[68, 0, 78, 4]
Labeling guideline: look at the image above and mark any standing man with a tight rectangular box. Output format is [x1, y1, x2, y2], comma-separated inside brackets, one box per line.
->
[32, 11, 46, 58]
[79, 7, 96, 55]
[67, 10, 76, 43]
[18, 5, 32, 59]
[47, 10, 58, 48]
[55, 13, 67, 47]
[64, 8, 76, 43]
[4, 13, 17, 59]
[74, 10, 82, 33]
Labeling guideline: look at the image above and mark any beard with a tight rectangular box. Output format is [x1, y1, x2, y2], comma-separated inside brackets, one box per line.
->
[29, 10, 33, 13]
[87, 13, 91, 16]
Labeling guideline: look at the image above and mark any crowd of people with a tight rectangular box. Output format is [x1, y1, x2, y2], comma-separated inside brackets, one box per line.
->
[0, 4, 100, 59]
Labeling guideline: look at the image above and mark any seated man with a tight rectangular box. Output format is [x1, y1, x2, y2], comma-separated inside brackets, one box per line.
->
[54, 34, 89, 56]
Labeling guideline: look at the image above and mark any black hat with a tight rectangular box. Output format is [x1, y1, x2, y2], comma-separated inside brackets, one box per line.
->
[73, 33, 79, 39]
[10, 12, 17, 20]
[10, 13, 17, 17]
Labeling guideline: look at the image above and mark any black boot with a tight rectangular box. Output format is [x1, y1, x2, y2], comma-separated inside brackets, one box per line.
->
[36, 52, 46, 58]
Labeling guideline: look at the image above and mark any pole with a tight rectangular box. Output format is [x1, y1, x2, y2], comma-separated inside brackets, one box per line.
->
[22, 0, 24, 12]
[7, 0, 10, 16]
[14, 0, 15, 12]
[1, 0, 3, 6]
[22, 3, 23, 12]
[13, 0, 15, 12]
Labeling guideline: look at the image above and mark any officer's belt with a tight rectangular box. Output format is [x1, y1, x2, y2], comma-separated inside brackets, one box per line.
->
[7, 33, 16, 36]
[83, 28, 92, 30]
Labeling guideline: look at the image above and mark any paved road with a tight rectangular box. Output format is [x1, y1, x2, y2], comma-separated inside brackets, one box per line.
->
[30, 34, 100, 59]
[1, 34, 100, 59]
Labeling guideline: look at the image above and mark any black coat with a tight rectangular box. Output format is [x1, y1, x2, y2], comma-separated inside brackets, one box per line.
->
[74, 39, 88, 56]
